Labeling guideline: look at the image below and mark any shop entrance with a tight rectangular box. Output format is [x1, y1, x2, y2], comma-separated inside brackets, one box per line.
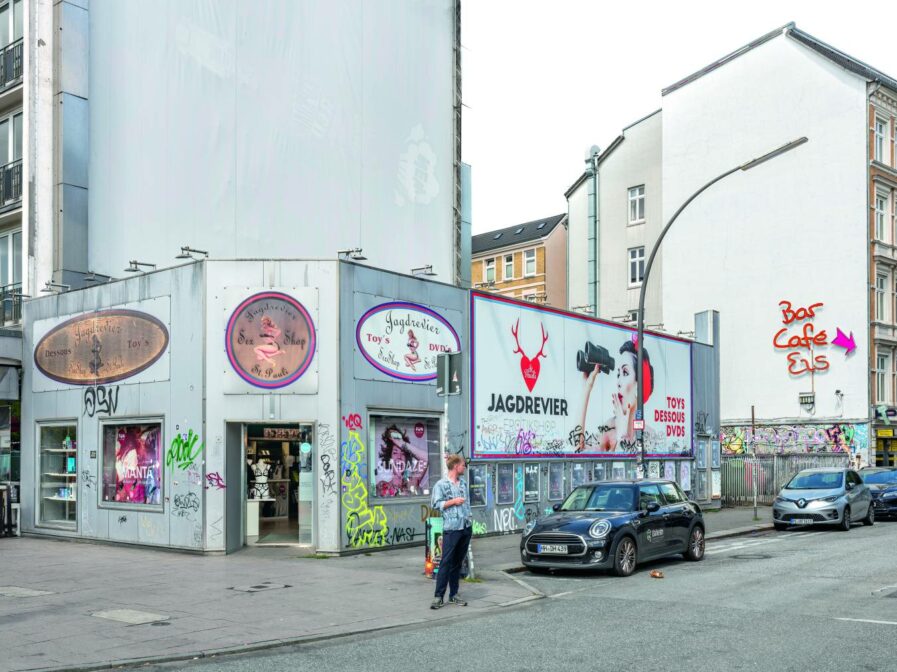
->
[244, 423, 315, 546]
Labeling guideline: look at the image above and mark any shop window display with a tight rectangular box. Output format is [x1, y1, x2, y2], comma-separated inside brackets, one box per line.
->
[38, 422, 77, 528]
[371, 415, 439, 498]
[101, 423, 162, 507]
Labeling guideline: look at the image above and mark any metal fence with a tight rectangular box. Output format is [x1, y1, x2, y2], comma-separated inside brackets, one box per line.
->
[0, 39, 23, 91]
[720, 453, 850, 506]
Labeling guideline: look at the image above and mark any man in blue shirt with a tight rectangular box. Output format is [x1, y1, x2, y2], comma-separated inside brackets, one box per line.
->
[430, 454, 472, 609]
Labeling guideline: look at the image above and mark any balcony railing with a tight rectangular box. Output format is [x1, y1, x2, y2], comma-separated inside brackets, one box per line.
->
[0, 160, 21, 208]
[0, 39, 23, 92]
[0, 283, 21, 326]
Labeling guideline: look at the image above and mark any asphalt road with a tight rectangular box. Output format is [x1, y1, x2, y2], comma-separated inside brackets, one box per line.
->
[139, 521, 897, 672]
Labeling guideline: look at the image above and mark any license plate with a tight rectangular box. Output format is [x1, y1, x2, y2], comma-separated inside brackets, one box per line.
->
[537, 544, 568, 554]
[790, 518, 813, 525]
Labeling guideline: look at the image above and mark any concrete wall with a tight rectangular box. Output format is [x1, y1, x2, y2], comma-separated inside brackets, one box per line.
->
[86, 0, 459, 284]
[338, 262, 467, 552]
[543, 221, 567, 309]
[566, 181, 589, 312]
[662, 33, 870, 425]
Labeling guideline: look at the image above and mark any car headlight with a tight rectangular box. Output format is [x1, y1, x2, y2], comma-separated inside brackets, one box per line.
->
[523, 520, 537, 537]
[774, 497, 786, 504]
[589, 520, 611, 539]
[883, 492, 897, 500]
[819, 496, 839, 503]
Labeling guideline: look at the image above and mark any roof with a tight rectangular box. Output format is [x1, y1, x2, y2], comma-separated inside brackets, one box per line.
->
[663, 22, 897, 97]
[472, 214, 566, 256]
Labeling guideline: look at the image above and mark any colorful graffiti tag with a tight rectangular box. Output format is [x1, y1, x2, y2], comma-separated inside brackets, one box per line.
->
[720, 423, 869, 463]
[340, 416, 388, 549]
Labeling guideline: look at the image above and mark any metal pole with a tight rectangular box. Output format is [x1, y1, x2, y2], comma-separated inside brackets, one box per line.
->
[635, 137, 808, 479]
[442, 354, 450, 477]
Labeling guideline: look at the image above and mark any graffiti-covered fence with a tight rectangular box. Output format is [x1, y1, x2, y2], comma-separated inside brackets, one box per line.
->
[720, 453, 849, 506]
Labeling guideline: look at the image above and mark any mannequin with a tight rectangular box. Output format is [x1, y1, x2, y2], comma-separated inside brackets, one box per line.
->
[250, 451, 273, 499]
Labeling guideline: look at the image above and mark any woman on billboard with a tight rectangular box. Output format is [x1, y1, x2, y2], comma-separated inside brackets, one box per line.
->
[576, 339, 654, 453]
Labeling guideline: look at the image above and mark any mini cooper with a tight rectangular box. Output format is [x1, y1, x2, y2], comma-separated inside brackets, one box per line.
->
[520, 480, 705, 577]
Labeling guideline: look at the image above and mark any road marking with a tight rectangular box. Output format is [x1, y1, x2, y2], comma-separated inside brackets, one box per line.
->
[835, 617, 897, 626]
[705, 532, 815, 555]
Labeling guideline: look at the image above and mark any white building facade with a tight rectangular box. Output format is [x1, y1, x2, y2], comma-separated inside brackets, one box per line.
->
[568, 24, 897, 466]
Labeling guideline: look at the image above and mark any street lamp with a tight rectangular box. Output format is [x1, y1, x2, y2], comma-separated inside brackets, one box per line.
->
[635, 137, 808, 477]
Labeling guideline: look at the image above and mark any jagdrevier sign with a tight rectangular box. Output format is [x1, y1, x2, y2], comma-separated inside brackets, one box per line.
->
[34, 310, 169, 385]
[471, 292, 693, 459]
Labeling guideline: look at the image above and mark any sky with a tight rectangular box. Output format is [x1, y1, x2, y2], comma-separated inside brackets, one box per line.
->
[462, 0, 897, 233]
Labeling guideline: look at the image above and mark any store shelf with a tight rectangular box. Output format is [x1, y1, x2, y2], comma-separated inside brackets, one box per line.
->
[42, 448, 77, 453]
[43, 473, 77, 478]
[43, 496, 77, 502]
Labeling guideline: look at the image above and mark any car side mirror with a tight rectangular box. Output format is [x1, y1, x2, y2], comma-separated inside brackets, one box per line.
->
[646, 502, 661, 513]
[846, 482, 854, 491]
[552, 503, 561, 512]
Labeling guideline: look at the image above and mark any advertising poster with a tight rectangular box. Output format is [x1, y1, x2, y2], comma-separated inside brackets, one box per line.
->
[102, 424, 162, 506]
[696, 440, 707, 469]
[663, 461, 676, 481]
[711, 441, 721, 468]
[571, 463, 585, 488]
[497, 463, 514, 505]
[427, 516, 443, 577]
[468, 464, 487, 507]
[472, 293, 692, 459]
[548, 462, 565, 500]
[711, 470, 722, 499]
[592, 462, 607, 482]
[648, 461, 660, 479]
[524, 464, 540, 502]
[372, 417, 432, 498]
[680, 461, 692, 492]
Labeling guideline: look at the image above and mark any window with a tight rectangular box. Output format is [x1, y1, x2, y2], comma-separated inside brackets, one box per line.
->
[876, 194, 887, 241]
[101, 422, 163, 509]
[504, 254, 513, 280]
[0, 0, 23, 49]
[548, 462, 565, 500]
[371, 415, 439, 498]
[524, 293, 536, 303]
[628, 310, 639, 323]
[638, 484, 663, 509]
[659, 482, 684, 504]
[0, 108, 22, 166]
[875, 117, 887, 162]
[629, 247, 645, 286]
[484, 258, 495, 283]
[877, 353, 890, 403]
[524, 249, 536, 276]
[629, 185, 645, 223]
[0, 229, 21, 287]
[877, 274, 887, 321]
[38, 423, 77, 528]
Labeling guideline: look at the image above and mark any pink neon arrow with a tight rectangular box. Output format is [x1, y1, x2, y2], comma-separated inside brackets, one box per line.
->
[831, 328, 856, 355]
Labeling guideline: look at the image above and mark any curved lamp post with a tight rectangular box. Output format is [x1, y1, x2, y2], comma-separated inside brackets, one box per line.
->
[635, 137, 808, 476]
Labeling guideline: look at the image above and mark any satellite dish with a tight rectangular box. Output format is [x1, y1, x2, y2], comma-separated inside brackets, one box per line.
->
[585, 144, 601, 159]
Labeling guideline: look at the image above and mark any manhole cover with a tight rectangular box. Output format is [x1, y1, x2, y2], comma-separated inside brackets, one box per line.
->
[231, 581, 292, 593]
[731, 554, 772, 560]
[93, 609, 169, 625]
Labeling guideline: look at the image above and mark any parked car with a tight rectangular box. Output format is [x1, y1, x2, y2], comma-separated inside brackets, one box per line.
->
[772, 468, 873, 531]
[860, 467, 897, 519]
[519, 480, 704, 577]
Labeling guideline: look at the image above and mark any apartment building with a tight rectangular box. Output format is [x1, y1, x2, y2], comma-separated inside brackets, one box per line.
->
[471, 214, 567, 308]
[568, 23, 897, 467]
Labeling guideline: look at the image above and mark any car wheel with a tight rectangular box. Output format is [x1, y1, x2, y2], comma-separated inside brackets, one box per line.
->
[613, 537, 637, 577]
[684, 525, 705, 561]
[773, 522, 788, 531]
[839, 506, 851, 531]
[863, 504, 875, 526]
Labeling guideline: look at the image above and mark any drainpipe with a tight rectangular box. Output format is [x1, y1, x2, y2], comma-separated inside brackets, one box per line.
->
[585, 146, 601, 317]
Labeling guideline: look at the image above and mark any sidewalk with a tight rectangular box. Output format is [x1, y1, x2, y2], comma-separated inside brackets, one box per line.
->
[0, 506, 770, 672]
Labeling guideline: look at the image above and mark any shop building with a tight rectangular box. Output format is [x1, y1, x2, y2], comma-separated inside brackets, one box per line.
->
[22, 260, 467, 553]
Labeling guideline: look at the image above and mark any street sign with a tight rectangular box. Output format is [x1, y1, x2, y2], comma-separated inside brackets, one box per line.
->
[635, 409, 643, 421]
[436, 352, 462, 396]
[633, 419, 645, 430]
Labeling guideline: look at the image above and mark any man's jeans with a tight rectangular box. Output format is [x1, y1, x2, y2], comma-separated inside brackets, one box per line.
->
[434, 525, 472, 599]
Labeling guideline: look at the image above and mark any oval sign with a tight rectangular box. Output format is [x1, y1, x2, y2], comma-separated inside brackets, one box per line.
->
[225, 291, 316, 389]
[34, 309, 169, 385]
[355, 301, 460, 381]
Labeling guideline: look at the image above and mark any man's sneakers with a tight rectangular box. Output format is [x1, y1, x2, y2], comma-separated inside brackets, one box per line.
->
[430, 597, 444, 610]
[448, 595, 467, 606]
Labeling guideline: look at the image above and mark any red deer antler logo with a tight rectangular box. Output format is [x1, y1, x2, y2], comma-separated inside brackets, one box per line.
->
[511, 319, 548, 392]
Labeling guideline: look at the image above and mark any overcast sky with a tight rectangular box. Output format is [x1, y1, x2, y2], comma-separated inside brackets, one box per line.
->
[462, 1, 897, 233]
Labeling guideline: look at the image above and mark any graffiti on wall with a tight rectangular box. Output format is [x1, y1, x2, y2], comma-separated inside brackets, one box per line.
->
[83, 385, 120, 418]
[772, 300, 855, 377]
[340, 415, 388, 548]
[721, 423, 869, 463]
[167, 429, 203, 470]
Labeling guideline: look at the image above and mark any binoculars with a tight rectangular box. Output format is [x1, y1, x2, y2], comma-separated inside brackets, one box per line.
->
[576, 342, 615, 374]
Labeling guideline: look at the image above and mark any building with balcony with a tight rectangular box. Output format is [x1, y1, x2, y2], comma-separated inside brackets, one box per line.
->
[471, 214, 567, 308]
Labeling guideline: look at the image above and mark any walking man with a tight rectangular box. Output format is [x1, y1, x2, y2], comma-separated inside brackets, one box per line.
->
[430, 454, 472, 609]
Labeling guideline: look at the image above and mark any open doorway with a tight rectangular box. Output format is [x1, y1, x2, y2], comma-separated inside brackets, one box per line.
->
[245, 423, 314, 545]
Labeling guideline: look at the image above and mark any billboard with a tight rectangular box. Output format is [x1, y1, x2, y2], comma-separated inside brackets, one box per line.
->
[471, 293, 692, 459]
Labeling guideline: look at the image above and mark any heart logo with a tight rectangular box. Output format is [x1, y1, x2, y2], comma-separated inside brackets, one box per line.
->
[520, 356, 540, 392]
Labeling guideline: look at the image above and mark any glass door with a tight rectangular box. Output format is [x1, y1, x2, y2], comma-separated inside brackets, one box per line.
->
[38, 422, 78, 529]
